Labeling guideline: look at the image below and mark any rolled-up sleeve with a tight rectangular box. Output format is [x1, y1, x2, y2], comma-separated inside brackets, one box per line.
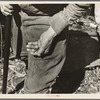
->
[49, 4, 90, 34]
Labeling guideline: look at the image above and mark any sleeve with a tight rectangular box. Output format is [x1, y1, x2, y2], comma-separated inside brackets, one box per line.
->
[49, 4, 90, 35]
[95, 4, 100, 24]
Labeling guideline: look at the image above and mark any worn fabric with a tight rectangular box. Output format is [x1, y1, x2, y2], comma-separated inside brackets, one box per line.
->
[95, 4, 100, 24]
[11, 4, 90, 93]
[20, 12, 67, 93]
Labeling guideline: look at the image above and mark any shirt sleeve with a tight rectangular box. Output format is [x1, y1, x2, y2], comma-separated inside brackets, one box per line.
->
[49, 4, 90, 35]
[95, 4, 100, 24]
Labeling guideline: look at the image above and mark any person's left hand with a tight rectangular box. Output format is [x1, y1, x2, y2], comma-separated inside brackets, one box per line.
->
[0, 4, 14, 16]
[26, 27, 57, 56]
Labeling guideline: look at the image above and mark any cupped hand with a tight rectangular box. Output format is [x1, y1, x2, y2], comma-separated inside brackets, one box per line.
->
[26, 27, 56, 57]
[0, 4, 14, 16]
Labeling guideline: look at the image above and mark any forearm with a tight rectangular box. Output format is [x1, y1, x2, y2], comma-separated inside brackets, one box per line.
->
[49, 4, 90, 35]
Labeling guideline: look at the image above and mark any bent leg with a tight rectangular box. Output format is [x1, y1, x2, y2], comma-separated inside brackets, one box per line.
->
[24, 31, 67, 93]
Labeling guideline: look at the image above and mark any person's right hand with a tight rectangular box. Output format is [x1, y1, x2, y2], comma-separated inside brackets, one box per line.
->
[26, 27, 56, 57]
[0, 4, 14, 16]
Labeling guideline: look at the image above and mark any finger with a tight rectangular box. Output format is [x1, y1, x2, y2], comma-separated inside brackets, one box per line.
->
[26, 44, 39, 49]
[1, 4, 13, 12]
[26, 44, 39, 48]
[27, 48, 35, 52]
[1, 7, 13, 15]
[27, 49, 37, 56]
[1, 11, 12, 16]
[30, 50, 39, 55]
[2, 5, 13, 13]
[5, 5, 13, 10]
[27, 48, 31, 52]
[28, 42, 38, 45]
[30, 52, 37, 55]
[27, 42, 39, 49]
[31, 52, 41, 56]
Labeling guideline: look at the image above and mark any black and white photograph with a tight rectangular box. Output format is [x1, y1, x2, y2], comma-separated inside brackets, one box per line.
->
[1, 1, 100, 98]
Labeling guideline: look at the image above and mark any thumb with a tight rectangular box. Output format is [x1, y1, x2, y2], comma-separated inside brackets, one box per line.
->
[32, 50, 43, 57]
[32, 44, 45, 56]
[34, 40, 47, 56]
[36, 47, 45, 56]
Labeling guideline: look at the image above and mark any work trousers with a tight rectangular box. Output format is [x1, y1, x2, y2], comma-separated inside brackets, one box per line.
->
[12, 12, 67, 93]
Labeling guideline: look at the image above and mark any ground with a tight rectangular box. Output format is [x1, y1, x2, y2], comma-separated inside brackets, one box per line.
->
[0, 59, 26, 94]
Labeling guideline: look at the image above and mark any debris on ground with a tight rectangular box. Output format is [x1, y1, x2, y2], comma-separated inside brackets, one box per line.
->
[75, 65, 100, 94]
[0, 59, 27, 94]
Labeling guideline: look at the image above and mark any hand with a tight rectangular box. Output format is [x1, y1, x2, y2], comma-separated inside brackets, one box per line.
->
[26, 41, 39, 55]
[26, 27, 56, 56]
[0, 4, 14, 16]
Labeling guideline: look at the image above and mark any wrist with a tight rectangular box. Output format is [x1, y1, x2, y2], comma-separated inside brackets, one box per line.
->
[47, 26, 57, 37]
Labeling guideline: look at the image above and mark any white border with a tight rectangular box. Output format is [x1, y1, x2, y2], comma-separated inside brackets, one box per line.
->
[0, 1, 100, 99]
[0, 1, 100, 4]
[0, 94, 100, 99]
